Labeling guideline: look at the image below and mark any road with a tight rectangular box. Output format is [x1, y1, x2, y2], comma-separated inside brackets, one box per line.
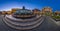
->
[0, 15, 60, 31]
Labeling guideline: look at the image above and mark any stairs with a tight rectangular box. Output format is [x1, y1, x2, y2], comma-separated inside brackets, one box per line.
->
[3, 15, 44, 30]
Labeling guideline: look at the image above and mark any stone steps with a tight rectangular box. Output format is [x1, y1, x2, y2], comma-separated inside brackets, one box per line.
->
[3, 15, 44, 30]
[6, 15, 41, 22]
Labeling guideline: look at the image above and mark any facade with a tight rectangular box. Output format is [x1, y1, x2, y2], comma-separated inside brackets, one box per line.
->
[1, 6, 57, 16]
[2, 11, 12, 15]
[0, 11, 2, 14]
[42, 7, 52, 16]
[6, 11, 12, 15]
[55, 11, 60, 16]
[11, 8, 21, 14]
[2, 11, 7, 15]
[32, 9, 41, 15]
[12, 6, 35, 18]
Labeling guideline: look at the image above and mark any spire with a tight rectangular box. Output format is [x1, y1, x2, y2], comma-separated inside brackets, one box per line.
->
[22, 6, 25, 9]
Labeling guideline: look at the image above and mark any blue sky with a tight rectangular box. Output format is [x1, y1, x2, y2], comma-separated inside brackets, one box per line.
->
[0, 0, 60, 11]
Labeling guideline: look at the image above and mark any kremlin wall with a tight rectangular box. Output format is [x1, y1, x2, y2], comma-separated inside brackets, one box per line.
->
[1, 6, 60, 16]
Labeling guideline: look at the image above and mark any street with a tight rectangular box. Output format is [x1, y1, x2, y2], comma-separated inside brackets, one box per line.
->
[0, 15, 60, 31]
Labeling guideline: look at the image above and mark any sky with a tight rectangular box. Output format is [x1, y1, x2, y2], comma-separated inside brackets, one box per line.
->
[0, 0, 60, 12]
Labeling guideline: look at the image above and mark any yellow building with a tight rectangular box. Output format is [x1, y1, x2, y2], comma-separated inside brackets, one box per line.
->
[2, 8, 21, 15]
[2, 11, 7, 15]
[11, 8, 21, 14]
[42, 7, 52, 16]
[6, 11, 12, 15]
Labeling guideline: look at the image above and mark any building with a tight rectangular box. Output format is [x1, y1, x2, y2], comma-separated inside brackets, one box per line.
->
[42, 7, 52, 16]
[55, 11, 60, 16]
[11, 8, 21, 14]
[32, 9, 41, 15]
[12, 6, 35, 18]
[6, 11, 12, 15]
[2, 11, 7, 15]
[0, 11, 2, 15]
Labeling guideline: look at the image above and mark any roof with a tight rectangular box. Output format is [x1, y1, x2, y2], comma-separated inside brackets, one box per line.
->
[32, 9, 40, 11]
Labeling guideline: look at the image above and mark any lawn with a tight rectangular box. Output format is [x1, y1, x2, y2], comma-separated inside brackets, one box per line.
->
[52, 16, 60, 19]
[52, 15, 60, 21]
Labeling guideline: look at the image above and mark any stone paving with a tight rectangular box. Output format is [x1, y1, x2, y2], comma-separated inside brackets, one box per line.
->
[0, 15, 59, 31]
